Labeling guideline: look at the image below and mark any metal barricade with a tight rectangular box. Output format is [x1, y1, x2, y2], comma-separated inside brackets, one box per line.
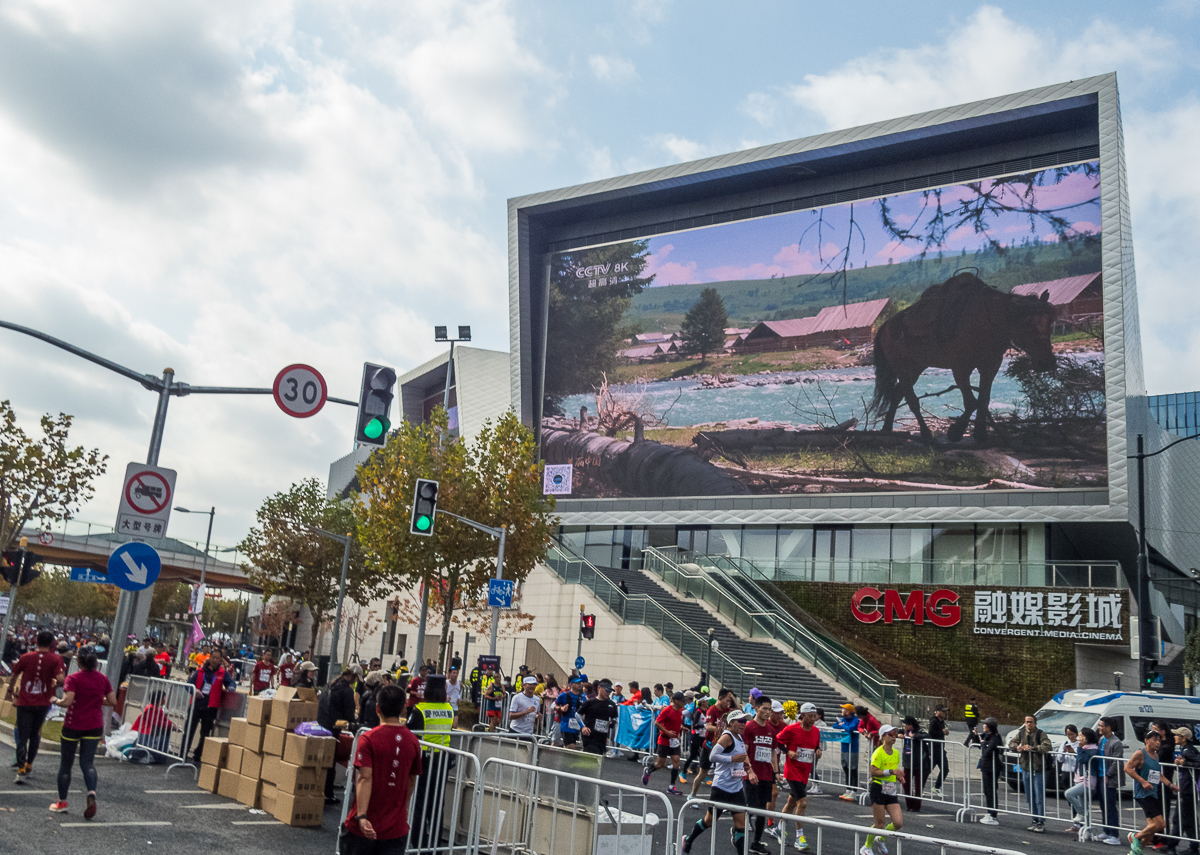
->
[478, 755, 674, 855]
[120, 674, 197, 779]
[961, 743, 1083, 827]
[475, 688, 512, 732]
[1081, 750, 1200, 848]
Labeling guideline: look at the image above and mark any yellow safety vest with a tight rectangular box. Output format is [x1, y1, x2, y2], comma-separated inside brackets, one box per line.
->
[965, 703, 980, 721]
[416, 701, 455, 750]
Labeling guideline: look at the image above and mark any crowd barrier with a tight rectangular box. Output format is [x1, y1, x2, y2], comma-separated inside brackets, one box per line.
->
[120, 674, 197, 778]
[1079, 751, 1200, 847]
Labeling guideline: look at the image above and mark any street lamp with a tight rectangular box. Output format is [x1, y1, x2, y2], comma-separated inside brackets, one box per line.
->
[174, 506, 215, 612]
[702, 627, 717, 685]
[304, 525, 353, 678]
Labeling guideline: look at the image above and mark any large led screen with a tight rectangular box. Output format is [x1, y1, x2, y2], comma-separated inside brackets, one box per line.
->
[541, 161, 1104, 498]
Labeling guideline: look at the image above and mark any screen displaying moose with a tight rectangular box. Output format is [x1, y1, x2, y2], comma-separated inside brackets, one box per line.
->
[541, 161, 1106, 498]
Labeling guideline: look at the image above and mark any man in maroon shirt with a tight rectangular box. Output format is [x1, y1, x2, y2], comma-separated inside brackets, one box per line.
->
[743, 695, 777, 853]
[4, 630, 65, 782]
[642, 692, 687, 794]
[251, 650, 277, 695]
[342, 684, 423, 854]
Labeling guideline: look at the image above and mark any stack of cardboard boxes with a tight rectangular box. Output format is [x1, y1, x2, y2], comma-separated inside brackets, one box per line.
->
[197, 686, 336, 827]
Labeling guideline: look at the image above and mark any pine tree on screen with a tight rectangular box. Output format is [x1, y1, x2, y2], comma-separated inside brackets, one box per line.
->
[680, 288, 728, 363]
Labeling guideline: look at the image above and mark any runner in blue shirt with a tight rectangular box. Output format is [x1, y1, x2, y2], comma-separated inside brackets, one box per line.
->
[555, 679, 586, 748]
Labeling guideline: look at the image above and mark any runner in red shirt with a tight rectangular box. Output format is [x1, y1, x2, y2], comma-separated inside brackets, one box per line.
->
[4, 630, 65, 782]
[251, 650, 277, 695]
[642, 692, 687, 795]
[343, 684, 423, 852]
[742, 695, 778, 851]
[277, 653, 295, 688]
[775, 702, 823, 851]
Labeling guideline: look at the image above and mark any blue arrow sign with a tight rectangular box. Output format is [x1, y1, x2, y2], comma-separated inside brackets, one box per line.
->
[575, 656, 585, 670]
[487, 578, 514, 609]
[70, 567, 109, 584]
[107, 542, 161, 592]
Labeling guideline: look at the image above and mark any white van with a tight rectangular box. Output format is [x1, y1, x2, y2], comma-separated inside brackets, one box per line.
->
[1003, 690, 1200, 792]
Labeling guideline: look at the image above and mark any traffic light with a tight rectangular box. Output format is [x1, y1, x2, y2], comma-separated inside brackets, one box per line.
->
[355, 363, 397, 446]
[1144, 659, 1161, 688]
[1, 550, 39, 586]
[580, 613, 595, 640]
[410, 479, 439, 536]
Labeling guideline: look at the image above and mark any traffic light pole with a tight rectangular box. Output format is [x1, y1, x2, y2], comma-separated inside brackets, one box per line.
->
[433, 509, 506, 656]
[305, 526, 352, 679]
[0, 538, 28, 658]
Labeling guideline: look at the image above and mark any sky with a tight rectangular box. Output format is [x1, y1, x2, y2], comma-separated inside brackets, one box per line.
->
[640, 164, 1103, 286]
[0, 1, 1197, 550]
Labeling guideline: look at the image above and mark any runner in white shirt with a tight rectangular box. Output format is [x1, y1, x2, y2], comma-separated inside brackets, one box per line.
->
[508, 677, 540, 736]
[446, 667, 462, 711]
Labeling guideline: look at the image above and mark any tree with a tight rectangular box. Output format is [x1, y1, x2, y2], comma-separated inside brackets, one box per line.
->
[1185, 627, 1200, 690]
[355, 408, 557, 667]
[339, 601, 382, 663]
[0, 401, 108, 553]
[18, 566, 118, 628]
[679, 288, 728, 362]
[239, 478, 389, 651]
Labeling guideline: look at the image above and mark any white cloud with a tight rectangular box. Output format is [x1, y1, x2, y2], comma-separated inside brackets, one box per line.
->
[588, 54, 637, 84]
[654, 133, 707, 164]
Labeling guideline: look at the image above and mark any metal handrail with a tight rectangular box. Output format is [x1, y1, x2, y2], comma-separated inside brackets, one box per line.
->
[544, 542, 761, 697]
[642, 545, 900, 713]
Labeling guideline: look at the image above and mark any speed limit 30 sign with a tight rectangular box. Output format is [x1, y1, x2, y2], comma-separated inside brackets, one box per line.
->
[273, 364, 328, 418]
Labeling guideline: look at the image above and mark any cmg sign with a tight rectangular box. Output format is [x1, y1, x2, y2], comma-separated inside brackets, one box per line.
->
[851, 587, 961, 627]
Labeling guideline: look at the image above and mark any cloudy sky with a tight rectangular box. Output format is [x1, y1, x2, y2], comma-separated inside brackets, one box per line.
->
[1, 1, 1196, 549]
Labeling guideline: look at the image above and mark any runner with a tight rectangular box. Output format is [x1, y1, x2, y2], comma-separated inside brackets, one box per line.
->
[250, 649, 277, 695]
[554, 678, 586, 749]
[776, 701, 822, 851]
[681, 693, 708, 782]
[5, 629, 65, 784]
[741, 695, 777, 854]
[1125, 729, 1177, 854]
[763, 699, 788, 839]
[579, 679, 619, 756]
[50, 647, 116, 818]
[277, 652, 296, 688]
[682, 710, 751, 854]
[862, 725, 905, 855]
[690, 690, 735, 803]
[643, 692, 687, 794]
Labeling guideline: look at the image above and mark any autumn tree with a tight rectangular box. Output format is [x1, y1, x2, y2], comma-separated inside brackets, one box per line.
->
[354, 408, 557, 667]
[239, 478, 389, 651]
[0, 401, 108, 553]
[680, 288, 729, 362]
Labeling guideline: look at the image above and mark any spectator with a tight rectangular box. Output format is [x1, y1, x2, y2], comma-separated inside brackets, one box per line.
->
[1063, 727, 1100, 831]
[293, 660, 318, 689]
[856, 705, 882, 749]
[969, 717, 1004, 825]
[131, 690, 177, 757]
[360, 671, 384, 729]
[900, 716, 929, 812]
[832, 703, 861, 800]
[185, 651, 235, 765]
[317, 668, 359, 804]
[1096, 716, 1125, 844]
[927, 705, 949, 798]
[1172, 726, 1200, 854]
[1008, 713, 1052, 833]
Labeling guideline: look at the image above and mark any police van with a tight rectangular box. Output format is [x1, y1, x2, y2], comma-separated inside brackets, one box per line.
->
[1004, 690, 1200, 792]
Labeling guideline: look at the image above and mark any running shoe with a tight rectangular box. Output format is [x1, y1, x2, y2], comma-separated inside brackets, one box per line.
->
[48, 801, 68, 813]
[668, 786, 683, 796]
[765, 825, 781, 840]
[641, 768, 651, 786]
[1130, 832, 1144, 854]
[931, 788, 942, 798]
[682, 833, 693, 854]
[839, 792, 855, 802]
[979, 815, 1000, 826]
[808, 784, 823, 795]
[678, 773, 688, 784]
[876, 837, 889, 855]
[859, 846, 872, 855]
[749, 843, 769, 855]
[796, 833, 809, 851]
[84, 793, 96, 820]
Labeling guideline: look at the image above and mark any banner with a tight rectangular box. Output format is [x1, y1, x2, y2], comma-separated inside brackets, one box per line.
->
[615, 705, 653, 751]
[183, 616, 205, 657]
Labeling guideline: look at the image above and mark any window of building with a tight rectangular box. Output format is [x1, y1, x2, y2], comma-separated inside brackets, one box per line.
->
[742, 528, 778, 564]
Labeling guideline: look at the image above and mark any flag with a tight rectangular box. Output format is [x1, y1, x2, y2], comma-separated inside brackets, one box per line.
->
[184, 616, 205, 657]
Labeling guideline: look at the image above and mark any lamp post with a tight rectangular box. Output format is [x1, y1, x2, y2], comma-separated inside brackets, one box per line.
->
[304, 525, 352, 678]
[702, 627, 716, 685]
[175, 506, 215, 615]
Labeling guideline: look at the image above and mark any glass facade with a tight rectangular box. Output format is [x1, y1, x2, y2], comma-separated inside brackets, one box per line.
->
[1148, 392, 1200, 438]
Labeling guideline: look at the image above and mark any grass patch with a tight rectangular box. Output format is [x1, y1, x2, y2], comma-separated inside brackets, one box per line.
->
[2, 711, 63, 742]
[605, 349, 847, 385]
[1051, 330, 1099, 344]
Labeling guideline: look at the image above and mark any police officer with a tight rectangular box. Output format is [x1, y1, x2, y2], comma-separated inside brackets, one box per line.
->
[408, 675, 454, 850]
[963, 698, 981, 745]
[469, 662, 482, 707]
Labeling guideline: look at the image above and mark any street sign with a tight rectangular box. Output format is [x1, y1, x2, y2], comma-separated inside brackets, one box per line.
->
[38, 531, 53, 545]
[273, 364, 328, 418]
[0, 595, 7, 615]
[477, 655, 502, 671]
[487, 578, 514, 609]
[107, 542, 162, 592]
[70, 567, 108, 584]
[575, 656, 585, 670]
[115, 461, 177, 538]
[543, 464, 573, 496]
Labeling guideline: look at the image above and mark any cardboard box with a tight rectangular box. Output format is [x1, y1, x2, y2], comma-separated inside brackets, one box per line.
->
[276, 760, 323, 797]
[260, 782, 278, 814]
[243, 723, 266, 754]
[240, 750, 263, 779]
[283, 733, 328, 768]
[227, 717, 248, 747]
[263, 725, 287, 757]
[236, 774, 262, 808]
[320, 736, 337, 769]
[246, 695, 270, 726]
[272, 792, 324, 827]
[217, 767, 241, 800]
[261, 753, 282, 785]
[200, 737, 229, 768]
[198, 763, 220, 793]
[225, 745, 244, 773]
[269, 686, 318, 732]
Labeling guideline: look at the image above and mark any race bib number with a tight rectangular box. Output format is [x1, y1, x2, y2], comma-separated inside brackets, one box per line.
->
[1148, 770, 1162, 787]
[796, 748, 815, 764]
[733, 766, 748, 778]
[882, 781, 898, 796]
[669, 737, 680, 748]
[595, 720, 609, 734]
[755, 746, 773, 764]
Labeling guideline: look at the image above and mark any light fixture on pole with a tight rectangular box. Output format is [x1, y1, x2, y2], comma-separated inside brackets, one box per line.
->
[175, 506, 215, 616]
[304, 525, 353, 678]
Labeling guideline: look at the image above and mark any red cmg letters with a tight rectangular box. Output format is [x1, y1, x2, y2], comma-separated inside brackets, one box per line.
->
[850, 587, 961, 627]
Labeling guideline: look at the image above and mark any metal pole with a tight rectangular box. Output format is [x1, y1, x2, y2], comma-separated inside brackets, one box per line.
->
[488, 526, 507, 656]
[576, 608, 583, 664]
[328, 535, 352, 677]
[0, 539, 27, 657]
[461, 633, 472, 677]
[199, 507, 214, 593]
[414, 584, 430, 671]
[1136, 434, 1153, 686]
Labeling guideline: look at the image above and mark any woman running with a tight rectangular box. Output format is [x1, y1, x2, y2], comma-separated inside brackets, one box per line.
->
[50, 646, 116, 818]
[683, 710, 751, 854]
[862, 724, 904, 855]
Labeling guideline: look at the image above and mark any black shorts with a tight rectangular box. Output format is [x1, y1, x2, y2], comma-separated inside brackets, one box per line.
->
[1138, 796, 1164, 820]
[711, 785, 747, 808]
[787, 779, 809, 800]
[869, 783, 899, 806]
[581, 738, 607, 755]
[60, 726, 104, 741]
[561, 731, 579, 746]
[340, 831, 408, 855]
[744, 779, 774, 809]
[657, 741, 680, 759]
[699, 747, 714, 771]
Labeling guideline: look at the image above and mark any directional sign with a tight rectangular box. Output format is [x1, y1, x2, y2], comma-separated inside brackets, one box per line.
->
[273, 364, 328, 418]
[115, 461, 177, 538]
[575, 656, 585, 670]
[107, 542, 162, 592]
[487, 578, 514, 609]
[70, 567, 109, 584]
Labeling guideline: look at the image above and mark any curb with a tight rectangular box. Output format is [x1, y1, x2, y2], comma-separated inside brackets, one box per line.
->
[0, 717, 62, 754]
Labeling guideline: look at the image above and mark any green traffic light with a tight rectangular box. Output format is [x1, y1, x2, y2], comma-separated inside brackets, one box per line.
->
[416, 515, 432, 531]
[364, 417, 389, 439]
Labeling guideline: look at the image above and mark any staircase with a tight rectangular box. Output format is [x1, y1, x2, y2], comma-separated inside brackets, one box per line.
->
[603, 561, 849, 711]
